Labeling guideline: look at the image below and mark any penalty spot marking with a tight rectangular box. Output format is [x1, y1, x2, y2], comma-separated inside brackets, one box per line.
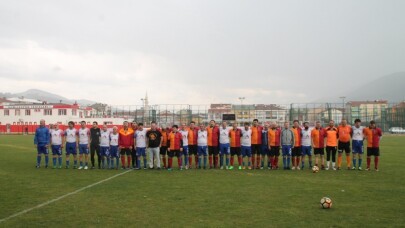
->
[0, 169, 133, 224]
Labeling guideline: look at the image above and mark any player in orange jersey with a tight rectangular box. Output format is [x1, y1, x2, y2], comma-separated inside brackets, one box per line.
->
[291, 120, 302, 170]
[337, 119, 352, 170]
[311, 121, 326, 170]
[324, 120, 338, 170]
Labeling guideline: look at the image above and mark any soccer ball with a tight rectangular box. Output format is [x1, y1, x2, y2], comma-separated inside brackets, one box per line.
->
[320, 197, 332, 209]
[312, 166, 320, 173]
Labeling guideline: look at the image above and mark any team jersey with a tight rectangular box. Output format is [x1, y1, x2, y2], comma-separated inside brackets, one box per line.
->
[291, 127, 302, 147]
[100, 130, 110, 147]
[241, 128, 252, 147]
[118, 128, 134, 148]
[324, 127, 338, 147]
[229, 128, 242, 147]
[110, 133, 119, 146]
[311, 127, 325, 148]
[50, 129, 64, 145]
[352, 126, 365, 141]
[251, 126, 263, 145]
[180, 130, 189, 147]
[188, 127, 199, 145]
[268, 128, 281, 146]
[135, 128, 148, 148]
[197, 130, 208, 146]
[168, 131, 183, 150]
[301, 129, 312, 147]
[338, 125, 352, 143]
[206, 126, 219, 146]
[219, 127, 230, 144]
[261, 129, 269, 146]
[78, 128, 90, 144]
[64, 128, 78, 143]
[160, 130, 168, 147]
[364, 127, 382, 148]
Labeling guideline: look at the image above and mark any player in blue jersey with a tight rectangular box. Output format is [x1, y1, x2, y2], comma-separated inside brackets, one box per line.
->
[261, 122, 270, 169]
[34, 119, 50, 168]
[109, 126, 120, 169]
[99, 124, 111, 169]
[78, 121, 90, 170]
[50, 123, 64, 169]
[219, 121, 231, 169]
[64, 121, 78, 169]
[241, 122, 252, 170]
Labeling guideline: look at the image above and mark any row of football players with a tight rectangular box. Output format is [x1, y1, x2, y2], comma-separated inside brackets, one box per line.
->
[34, 118, 382, 171]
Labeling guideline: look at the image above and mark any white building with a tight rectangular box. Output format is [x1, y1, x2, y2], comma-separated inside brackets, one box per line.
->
[0, 102, 125, 126]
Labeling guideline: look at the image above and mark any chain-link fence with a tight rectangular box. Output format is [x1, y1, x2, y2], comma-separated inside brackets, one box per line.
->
[108, 102, 405, 131]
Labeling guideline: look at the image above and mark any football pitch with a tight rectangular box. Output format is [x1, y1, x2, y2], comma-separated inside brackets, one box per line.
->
[0, 135, 404, 227]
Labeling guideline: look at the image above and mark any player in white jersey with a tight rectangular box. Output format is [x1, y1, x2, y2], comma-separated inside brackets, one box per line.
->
[134, 123, 148, 170]
[219, 121, 231, 169]
[78, 121, 90, 170]
[109, 126, 120, 169]
[99, 124, 110, 169]
[64, 121, 78, 169]
[241, 122, 252, 169]
[179, 123, 190, 169]
[351, 119, 365, 170]
[300, 122, 313, 169]
[50, 123, 64, 169]
[197, 123, 208, 169]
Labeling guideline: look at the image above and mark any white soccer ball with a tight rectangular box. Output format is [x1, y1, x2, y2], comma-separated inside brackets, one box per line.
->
[312, 166, 320, 173]
[320, 197, 332, 209]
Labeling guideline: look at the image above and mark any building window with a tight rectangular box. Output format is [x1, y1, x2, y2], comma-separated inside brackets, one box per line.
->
[44, 109, 52, 115]
[25, 109, 31, 116]
[72, 109, 77, 115]
[4, 110, 9, 116]
[58, 109, 67, 115]
[15, 109, 21, 116]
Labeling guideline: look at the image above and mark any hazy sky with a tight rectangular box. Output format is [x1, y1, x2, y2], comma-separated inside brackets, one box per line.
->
[0, 0, 404, 105]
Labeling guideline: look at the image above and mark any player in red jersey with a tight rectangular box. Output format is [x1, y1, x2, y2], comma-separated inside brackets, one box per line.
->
[229, 122, 243, 170]
[206, 120, 220, 169]
[118, 121, 134, 169]
[188, 121, 199, 169]
[250, 119, 263, 169]
[167, 125, 184, 171]
[268, 122, 281, 169]
[364, 120, 383, 171]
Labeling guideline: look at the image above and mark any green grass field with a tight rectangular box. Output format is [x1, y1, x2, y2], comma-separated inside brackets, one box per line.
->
[0, 135, 404, 227]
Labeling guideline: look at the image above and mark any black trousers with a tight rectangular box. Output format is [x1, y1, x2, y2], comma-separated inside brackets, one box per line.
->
[90, 144, 101, 167]
[326, 146, 337, 162]
[131, 147, 137, 167]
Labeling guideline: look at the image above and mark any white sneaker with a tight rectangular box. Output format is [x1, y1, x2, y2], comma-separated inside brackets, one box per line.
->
[78, 166, 83, 170]
[333, 167, 337, 171]
[325, 167, 329, 170]
[296, 166, 301, 170]
[292, 167, 296, 170]
[185, 166, 189, 170]
[226, 166, 229, 170]
[84, 166, 88, 170]
[220, 166, 224, 170]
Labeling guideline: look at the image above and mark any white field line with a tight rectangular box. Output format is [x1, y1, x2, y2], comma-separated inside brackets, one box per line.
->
[0, 169, 132, 223]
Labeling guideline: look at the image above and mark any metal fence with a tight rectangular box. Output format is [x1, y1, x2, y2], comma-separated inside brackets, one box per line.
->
[108, 102, 405, 131]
